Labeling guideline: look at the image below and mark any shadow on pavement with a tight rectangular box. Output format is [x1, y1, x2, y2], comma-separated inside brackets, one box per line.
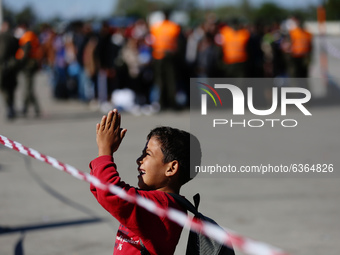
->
[0, 218, 105, 235]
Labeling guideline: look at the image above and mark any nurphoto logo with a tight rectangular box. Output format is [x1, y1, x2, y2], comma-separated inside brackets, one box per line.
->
[198, 82, 312, 128]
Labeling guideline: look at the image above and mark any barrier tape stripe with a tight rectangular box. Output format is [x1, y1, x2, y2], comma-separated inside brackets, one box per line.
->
[0, 135, 290, 255]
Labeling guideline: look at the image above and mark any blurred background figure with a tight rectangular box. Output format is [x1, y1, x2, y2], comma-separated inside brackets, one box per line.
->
[113, 18, 156, 115]
[39, 24, 57, 90]
[218, 17, 250, 78]
[0, 21, 21, 120]
[287, 16, 313, 86]
[262, 21, 289, 78]
[51, 27, 69, 99]
[186, 13, 222, 78]
[149, 9, 181, 111]
[94, 21, 124, 111]
[246, 20, 265, 78]
[15, 22, 42, 117]
[75, 22, 98, 103]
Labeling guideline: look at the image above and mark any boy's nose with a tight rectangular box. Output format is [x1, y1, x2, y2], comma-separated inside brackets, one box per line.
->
[136, 155, 143, 165]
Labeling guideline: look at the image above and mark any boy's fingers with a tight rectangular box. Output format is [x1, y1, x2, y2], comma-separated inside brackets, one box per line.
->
[100, 115, 106, 130]
[112, 109, 118, 131]
[116, 112, 121, 130]
[106, 110, 113, 128]
[120, 128, 127, 139]
[112, 109, 121, 131]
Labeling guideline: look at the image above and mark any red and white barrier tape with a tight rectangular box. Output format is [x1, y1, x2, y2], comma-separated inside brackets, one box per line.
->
[0, 134, 290, 255]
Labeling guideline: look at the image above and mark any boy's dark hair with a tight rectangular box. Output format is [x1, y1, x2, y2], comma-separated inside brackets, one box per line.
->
[147, 126, 201, 185]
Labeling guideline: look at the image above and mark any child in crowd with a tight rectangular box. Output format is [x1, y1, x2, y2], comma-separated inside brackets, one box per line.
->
[90, 109, 201, 254]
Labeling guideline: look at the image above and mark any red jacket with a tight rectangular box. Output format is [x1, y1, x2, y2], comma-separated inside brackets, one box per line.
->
[90, 155, 185, 255]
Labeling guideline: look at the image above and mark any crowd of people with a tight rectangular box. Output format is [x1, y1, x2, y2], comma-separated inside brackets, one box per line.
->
[0, 11, 313, 120]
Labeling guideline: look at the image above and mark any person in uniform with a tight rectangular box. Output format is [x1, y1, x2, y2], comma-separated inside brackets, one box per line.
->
[150, 10, 181, 110]
[219, 18, 250, 78]
[0, 21, 23, 120]
[15, 23, 42, 117]
[288, 16, 313, 86]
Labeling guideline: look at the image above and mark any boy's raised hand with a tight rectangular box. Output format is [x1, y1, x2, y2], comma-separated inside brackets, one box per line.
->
[96, 109, 127, 156]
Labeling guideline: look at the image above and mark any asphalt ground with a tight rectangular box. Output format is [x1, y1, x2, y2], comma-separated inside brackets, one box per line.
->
[1, 36, 340, 255]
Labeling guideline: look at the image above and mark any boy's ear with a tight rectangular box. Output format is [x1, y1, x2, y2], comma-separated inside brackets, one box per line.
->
[166, 160, 179, 177]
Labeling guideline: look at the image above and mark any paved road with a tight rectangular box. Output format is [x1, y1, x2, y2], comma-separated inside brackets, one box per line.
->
[0, 66, 339, 255]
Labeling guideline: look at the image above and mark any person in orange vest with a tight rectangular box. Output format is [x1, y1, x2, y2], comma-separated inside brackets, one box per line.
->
[288, 16, 313, 80]
[0, 21, 24, 120]
[218, 18, 250, 78]
[15, 23, 42, 117]
[149, 9, 181, 110]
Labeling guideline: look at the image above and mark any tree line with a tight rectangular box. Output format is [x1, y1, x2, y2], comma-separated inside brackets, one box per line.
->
[2, 0, 340, 29]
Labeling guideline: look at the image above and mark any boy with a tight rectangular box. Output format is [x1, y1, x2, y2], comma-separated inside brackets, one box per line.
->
[90, 109, 201, 254]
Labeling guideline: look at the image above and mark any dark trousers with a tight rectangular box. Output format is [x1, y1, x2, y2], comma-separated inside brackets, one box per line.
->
[153, 55, 177, 109]
[0, 71, 18, 119]
[290, 56, 310, 89]
[291, 56, 309, 78]
[23, 60, 40, 115]
[222, 62, 247, 78]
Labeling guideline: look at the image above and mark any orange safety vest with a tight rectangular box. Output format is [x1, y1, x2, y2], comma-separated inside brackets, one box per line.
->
[289, 28, 312, 58]
[219, 26, 250, 64]
[150, 20, 180, 60]
[15, 31, 41, 60]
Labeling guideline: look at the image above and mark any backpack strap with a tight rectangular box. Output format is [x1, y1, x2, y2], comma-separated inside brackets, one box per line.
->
[140, 239, 150, 255]
[169, 193, 201, 217]
[170, 193, 236, 255]
[193, 193, 200, 211]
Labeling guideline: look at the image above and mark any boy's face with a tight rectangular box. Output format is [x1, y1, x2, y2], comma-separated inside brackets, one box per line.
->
[136, 136, 170, 190]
